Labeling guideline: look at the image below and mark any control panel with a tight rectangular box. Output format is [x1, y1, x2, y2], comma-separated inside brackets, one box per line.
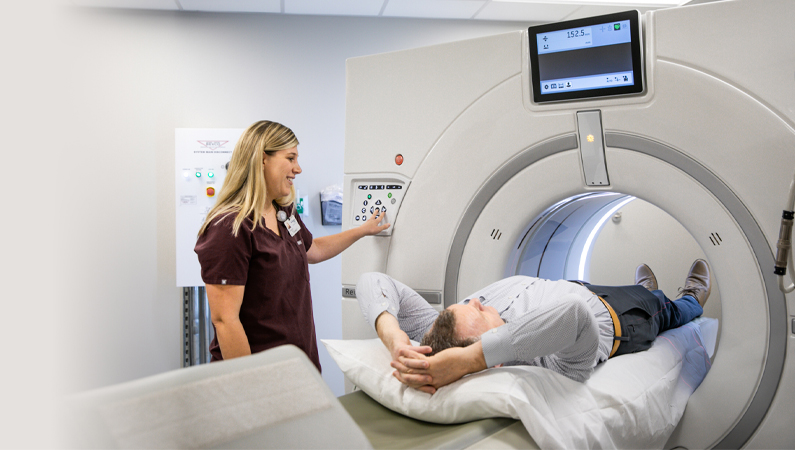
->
[349, 177, 409, 236]
[175, 128, 243, 287]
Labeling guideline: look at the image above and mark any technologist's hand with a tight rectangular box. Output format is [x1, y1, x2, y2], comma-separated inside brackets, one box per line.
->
[359, 210, 390, 236]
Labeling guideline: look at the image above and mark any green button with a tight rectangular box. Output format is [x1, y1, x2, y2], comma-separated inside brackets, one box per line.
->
[367, 194, 372, 199]
[195, 172, 202, 178]
[388, 193, 392, 198]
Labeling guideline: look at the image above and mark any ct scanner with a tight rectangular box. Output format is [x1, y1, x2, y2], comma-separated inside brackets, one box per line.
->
[339, 0, 795, 448]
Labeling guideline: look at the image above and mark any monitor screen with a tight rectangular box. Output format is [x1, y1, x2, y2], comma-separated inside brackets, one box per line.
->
[528, 10, 644, 103]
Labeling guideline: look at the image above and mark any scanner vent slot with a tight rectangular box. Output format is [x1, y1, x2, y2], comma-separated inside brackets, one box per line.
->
[491, 229, 502, 240]
[709, 232, 722, 246]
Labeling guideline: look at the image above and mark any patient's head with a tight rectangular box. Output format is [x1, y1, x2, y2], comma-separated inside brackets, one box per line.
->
[421, 297, 505, 355]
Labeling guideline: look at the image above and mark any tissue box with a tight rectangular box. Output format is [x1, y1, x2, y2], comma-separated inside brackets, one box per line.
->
[321, 196, 342, 225]
[320, 185, 343, 226]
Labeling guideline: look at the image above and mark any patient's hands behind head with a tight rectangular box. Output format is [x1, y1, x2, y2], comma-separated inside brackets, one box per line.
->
[390, 344, 434, 393]
[392, 342, 488, 394]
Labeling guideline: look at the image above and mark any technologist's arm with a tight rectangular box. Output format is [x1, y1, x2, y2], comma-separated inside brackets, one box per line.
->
[206, 284, 251, 359]
[306, 211, 389, 264]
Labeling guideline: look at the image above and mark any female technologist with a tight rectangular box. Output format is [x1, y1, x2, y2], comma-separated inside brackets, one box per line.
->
[194, 120, 389, 370]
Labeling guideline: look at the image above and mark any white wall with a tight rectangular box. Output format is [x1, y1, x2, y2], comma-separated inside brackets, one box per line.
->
[46, 6, 529, 403]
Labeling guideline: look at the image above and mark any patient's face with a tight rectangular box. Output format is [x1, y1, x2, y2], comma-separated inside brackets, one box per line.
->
[447, 297, 505, 339]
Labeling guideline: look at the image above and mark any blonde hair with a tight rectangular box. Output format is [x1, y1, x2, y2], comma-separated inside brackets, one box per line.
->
[198, 120, 299, 237]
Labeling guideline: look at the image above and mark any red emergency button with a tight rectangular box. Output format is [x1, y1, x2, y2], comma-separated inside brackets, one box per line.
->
[395, 154, 404, 165]
[206, 187, 216, 197]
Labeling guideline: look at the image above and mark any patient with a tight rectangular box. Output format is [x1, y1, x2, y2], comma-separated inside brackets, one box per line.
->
[355, 260, 710, 394]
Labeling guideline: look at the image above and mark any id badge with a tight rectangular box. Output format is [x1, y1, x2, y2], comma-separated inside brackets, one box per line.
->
[285, 215, 301, 237]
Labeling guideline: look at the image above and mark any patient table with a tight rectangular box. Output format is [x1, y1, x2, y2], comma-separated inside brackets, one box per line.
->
[326, 318, 716, 449]
[339, 391, 535, 449]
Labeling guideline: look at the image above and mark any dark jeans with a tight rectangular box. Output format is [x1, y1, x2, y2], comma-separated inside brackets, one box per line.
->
[585, 284, 704, 357]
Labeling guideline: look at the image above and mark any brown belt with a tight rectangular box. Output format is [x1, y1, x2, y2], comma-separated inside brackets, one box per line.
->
[569, 281, 623, 358]
[597, 295, 622, 358]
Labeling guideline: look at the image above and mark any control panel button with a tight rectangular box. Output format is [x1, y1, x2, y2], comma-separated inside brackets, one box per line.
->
[206, 187, 215, 197]
[351, 180, 405, 233]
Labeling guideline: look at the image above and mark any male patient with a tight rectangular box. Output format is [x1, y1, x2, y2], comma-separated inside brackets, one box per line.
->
[356, 260, 710, 394]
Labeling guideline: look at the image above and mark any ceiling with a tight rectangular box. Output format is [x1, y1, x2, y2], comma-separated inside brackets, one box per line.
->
[66, 0, 698, 23]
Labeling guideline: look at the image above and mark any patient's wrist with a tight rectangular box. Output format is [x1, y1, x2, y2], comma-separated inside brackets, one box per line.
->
[468, 342, 487, 373]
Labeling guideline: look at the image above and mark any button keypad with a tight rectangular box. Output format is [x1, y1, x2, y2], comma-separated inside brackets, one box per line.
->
[352, 181, 406, 233]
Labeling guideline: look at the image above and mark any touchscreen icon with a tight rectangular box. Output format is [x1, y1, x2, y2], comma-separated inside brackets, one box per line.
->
[614, 23, 621, 30]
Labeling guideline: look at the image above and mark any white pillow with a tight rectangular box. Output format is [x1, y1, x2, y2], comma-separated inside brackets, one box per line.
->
[322, 318, 716, 449]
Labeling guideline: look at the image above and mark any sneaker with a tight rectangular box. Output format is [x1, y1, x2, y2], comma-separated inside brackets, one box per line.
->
[679, 259, 711, 306]
[634, 264, 658, 291]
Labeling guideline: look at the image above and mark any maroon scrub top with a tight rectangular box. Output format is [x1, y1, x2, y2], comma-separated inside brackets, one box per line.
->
[194, 204, 320, 371]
